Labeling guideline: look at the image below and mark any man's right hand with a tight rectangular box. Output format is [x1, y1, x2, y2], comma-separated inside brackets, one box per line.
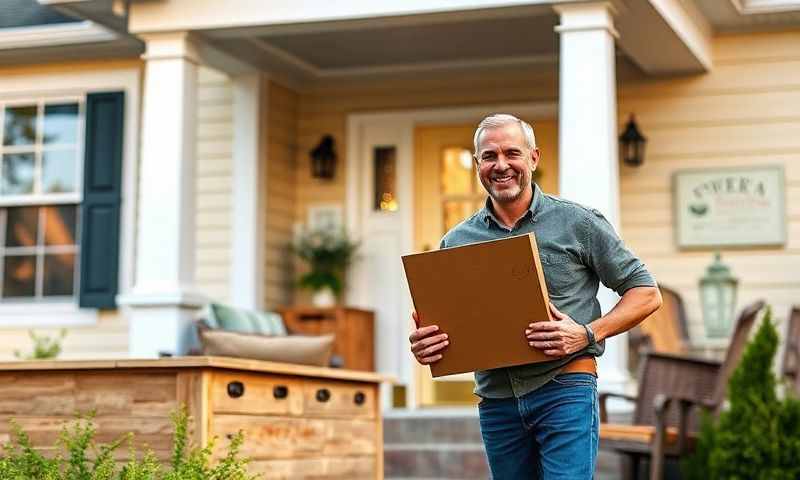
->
[409, 311, 449, 365]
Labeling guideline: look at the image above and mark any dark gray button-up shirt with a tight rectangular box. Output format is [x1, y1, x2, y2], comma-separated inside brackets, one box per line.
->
[439, 183, 657, 399]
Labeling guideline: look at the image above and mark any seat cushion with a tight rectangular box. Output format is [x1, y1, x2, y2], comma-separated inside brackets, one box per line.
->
[199, 329, 334, 367]
[599, 423, 680, 445]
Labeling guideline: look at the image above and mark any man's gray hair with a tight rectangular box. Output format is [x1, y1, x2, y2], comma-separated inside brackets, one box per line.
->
[473, 113, 537, 153]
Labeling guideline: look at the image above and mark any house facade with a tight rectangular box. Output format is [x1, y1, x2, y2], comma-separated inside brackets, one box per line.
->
[0, 0, 798, 410]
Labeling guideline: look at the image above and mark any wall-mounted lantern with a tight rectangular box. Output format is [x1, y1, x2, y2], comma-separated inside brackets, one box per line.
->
[619, 114, 647, 167]
[310, 135, 337, 180]
[699, 252, 739, 338]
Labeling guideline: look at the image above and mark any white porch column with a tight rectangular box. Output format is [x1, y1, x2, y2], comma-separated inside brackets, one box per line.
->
[230, 74, 265, 309]
[118, 32, 207, 358]
[554, 3, 630, 397]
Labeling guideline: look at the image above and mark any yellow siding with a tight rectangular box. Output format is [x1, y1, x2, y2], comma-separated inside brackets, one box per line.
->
[195, 66, 233, 302]
[618, 30, 800, 339]
[294, 65, 559, 228]
[0, 311, 129, 360]
[264, 80, 298, 309]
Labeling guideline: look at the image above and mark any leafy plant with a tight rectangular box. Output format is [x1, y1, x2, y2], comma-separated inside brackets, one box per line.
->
[292, 228, 358, 295]
[682, 307, 800, 479]
[14, 329, 67, 360]
[0, 406, 259, 479]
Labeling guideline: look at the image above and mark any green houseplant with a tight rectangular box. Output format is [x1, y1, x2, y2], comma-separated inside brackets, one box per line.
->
[292, 228, 358, 307]
[682, 307, 800, 480]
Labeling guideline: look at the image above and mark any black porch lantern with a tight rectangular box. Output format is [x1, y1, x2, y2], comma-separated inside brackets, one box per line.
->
[619, 114, 647, 167]
[310, 135, 337, 179]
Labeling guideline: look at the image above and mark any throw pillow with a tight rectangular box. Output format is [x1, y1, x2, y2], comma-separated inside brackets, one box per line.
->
[209, 303, 256, 333]
[199, 329, 334, 367]
[250, 311, 288, 336]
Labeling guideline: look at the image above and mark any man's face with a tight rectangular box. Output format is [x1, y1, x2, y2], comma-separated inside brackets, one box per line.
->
[475, 123, 539, 204]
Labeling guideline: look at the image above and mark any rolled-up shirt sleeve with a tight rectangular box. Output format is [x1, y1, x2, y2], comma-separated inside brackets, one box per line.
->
[583, 209, 657, 295]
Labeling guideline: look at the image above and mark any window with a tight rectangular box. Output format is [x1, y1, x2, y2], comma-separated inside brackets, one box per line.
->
[0, 98, 82, 302]
[440, 146, 484, 231]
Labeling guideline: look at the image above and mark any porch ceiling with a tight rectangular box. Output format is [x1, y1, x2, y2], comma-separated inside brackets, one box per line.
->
[256, 15, 559, 70]
[208, 10, 560, 79]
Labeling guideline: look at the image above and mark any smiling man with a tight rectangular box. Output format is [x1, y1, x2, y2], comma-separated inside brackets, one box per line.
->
[408, 113, 662, 479]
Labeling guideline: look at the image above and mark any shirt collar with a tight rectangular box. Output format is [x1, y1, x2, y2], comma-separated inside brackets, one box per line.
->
[481, 182, 543, 227]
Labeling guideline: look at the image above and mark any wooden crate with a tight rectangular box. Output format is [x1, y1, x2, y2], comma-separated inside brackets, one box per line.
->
[0, 357, 387, 479]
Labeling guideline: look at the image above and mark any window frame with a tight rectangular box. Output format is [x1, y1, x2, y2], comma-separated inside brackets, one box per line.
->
[0, 95, 85, 305]
[0, 95, 85, 206]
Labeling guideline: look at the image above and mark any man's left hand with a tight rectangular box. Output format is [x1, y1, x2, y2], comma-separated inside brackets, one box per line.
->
[525, 302, 589, 357]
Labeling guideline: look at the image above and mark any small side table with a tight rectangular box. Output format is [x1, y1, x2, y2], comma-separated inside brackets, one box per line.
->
[278, 306, 375, 371]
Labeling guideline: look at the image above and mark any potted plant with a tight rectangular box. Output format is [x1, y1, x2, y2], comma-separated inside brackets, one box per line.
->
[292, 228, 358, 307]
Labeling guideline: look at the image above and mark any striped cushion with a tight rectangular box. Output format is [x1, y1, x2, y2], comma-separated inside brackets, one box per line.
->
[207, 302, 287, 336]
[250, 311, 288, 336]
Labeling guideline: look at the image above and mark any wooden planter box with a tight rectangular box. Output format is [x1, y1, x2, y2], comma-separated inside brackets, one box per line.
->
[0, 357, 388, 479]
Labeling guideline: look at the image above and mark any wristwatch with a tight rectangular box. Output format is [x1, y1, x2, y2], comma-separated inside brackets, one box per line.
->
[583, 323, 597, 348]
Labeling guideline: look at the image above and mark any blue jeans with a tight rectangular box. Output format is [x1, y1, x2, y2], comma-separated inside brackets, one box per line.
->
[478, 373, 599, 479]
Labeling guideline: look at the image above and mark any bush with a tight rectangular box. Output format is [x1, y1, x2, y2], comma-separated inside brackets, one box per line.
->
[0, 406, 258, 480]
[14, 329, 67, 360]
[682, 307, 800, 479]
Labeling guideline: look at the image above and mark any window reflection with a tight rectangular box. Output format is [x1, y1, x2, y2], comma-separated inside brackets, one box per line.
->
[1, 153, 35, 195]
[3, 106, 37, 146]
[3, 255, 36, 298]
[43, 205, 77, 246]
[43, 104, 79, 145]
[6, 207, 38, 248]
[440, 146, 484, 232]
[374, 146, 398, 212]
[441, 148, 476, 195]
[42, 150, 77, 193]
[43, 253, 75, 296]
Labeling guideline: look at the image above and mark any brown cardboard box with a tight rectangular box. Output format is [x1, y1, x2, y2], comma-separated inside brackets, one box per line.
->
[402, 233, 553, 377]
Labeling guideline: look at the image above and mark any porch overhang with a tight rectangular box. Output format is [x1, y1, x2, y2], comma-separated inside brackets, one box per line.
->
[111, 0, 713, 81]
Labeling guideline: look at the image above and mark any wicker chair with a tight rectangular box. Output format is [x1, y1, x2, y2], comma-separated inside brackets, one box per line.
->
[599, 300, 766, 480]
[783, 306, 800, 394]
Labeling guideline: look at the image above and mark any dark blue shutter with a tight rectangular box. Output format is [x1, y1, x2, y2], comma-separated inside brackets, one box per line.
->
[79, 91, 124, 308]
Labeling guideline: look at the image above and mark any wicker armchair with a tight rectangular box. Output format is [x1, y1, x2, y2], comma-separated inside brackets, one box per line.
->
[600, 300, 766, 480]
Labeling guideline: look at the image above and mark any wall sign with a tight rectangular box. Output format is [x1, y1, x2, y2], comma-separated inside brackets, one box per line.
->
[674, 166, 786, 248]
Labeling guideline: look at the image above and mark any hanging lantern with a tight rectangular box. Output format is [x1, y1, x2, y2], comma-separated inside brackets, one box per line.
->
[619, 114, 647, 167]
[699, 252, 739, 338]
[310, 135, 337, 180]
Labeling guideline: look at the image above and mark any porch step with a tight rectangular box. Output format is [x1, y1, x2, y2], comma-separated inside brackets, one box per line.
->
[383, 411, 630, 479]
[384, 413, 489, 479]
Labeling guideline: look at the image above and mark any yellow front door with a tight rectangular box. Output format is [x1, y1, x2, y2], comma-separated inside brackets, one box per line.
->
[412, 119, 559, 407]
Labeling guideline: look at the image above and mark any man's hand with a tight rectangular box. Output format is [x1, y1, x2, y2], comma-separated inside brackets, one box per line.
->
[525, 302, 588, 357]
[409, 311, 449, 365]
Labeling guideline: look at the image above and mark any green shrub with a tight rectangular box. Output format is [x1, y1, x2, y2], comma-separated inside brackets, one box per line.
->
[0, 406, 259, 480]
[14, 329, 67, 360]
[682, 307, 800, 479]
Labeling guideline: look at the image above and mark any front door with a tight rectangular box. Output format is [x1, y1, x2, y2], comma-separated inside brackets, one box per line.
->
[413, 119, 559, 407]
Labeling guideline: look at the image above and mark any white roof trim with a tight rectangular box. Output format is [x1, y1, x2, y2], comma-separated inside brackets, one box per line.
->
[0, 20, 117, 50]
[729, 0, 800, 13]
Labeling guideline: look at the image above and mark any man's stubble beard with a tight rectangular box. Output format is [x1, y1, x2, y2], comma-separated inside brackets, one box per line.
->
[481, 168, 534, 204]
